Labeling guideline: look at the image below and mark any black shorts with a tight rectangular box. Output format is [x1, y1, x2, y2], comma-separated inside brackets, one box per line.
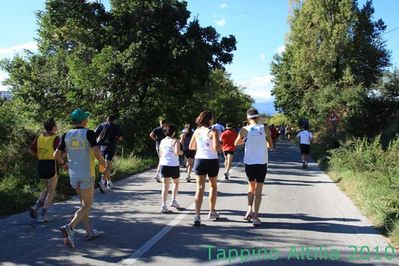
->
[183, 150, 196, 159]
[160, 165, 180, 179]
[194, 159, 219, 177]
[38, 160, 58, 180]
[223, 150, 234, 156]
[300, 144, 310, 155]
[245, 164, 267, 183]
[101, 145, 116, 161]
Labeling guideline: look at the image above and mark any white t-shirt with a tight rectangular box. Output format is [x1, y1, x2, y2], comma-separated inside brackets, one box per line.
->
[297, 130, 313, 145]
[159, 137, 179, 166]
[194, 127, 218, 159]
[243, 124, 268, 165]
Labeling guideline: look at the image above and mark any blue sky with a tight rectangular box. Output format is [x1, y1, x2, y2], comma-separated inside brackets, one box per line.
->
[1, 0, 398, 114]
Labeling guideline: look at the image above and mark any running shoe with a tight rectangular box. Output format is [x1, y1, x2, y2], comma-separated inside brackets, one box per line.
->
[208, 211, 220, 221]
[29, 206, 38, 219]
[194, 215, 201, 226]
[160, 205, 169, 213]
[84, 228, 99, 241]
[154, 175, 161, 183]
[224, 172, 229, 180]
[60, 224, 75, 248]
[37, 213, 53, 223]
[244, 211, 253, 221]
[170, 200, 180, 208]
[252, 217, 262, 227]
[98, 181, 106, 193]
[186, 176, 191, 182]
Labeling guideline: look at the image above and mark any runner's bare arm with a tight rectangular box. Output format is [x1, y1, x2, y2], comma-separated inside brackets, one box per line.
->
[179, 133, 185, 144]
[211, 130, 221, 151]
[149, 132, 157, 142]
[27, 148, 37, 158]
[234, 128, 248, 146]
[189, 131, 197, 150]
[264, 126, 273, 149]
[174, 139, 183, 155]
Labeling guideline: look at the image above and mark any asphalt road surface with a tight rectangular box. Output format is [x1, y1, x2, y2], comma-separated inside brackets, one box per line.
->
[0, 140, 397, 266]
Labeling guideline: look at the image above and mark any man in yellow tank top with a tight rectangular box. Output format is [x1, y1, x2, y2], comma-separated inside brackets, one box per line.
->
[28, 118, 60, 223]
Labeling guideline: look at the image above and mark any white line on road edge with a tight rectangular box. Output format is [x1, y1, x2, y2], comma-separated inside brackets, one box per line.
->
[118, 161, 240, 265]
[118, 206, 194, 265]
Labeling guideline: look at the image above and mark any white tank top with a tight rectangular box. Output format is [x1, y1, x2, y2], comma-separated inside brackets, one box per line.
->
[243, 124, 268, 165]
[194, 127, 218, 159]
[159, 137, 179, 166]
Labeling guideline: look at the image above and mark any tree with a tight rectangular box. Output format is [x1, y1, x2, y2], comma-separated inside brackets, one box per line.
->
[1, 0, 238, 153]
[271, 0, 390, 137]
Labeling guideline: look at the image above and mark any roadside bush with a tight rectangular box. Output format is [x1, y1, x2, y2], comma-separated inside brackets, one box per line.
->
[328, 137, 399, 245]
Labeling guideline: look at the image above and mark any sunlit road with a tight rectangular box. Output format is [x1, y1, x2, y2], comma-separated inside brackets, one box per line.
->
[0, 141, 397, 266]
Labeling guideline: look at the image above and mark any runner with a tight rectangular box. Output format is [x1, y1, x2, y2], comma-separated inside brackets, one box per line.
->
[149, 119, 166, 182]
[180, 123, 196, 182]
[285, 125, 292, 141]
[220, 122, 238, 180]
[235, 108, 273, 227]
[211, 119, 225, 138]
[296, 124, 313, 169]
[269, 124, 278, 150]
[95, 115, 123, 192]
[189, 111, 221, 226]
[159, 123, 182, 213]
[27, 118, 60, 223]
[54, 108, 109, 248]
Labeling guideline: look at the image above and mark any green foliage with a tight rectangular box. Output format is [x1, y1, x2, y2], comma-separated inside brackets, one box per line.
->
[328, 137, 399, 243]
[271, 0, 393, 139]
[0, 0, 245, 154]
[0, 153, 155, 216]
[268, 113, 290, 126]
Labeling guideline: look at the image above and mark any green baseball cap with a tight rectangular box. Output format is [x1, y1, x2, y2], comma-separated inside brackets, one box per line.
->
[71, 108, 90, 124]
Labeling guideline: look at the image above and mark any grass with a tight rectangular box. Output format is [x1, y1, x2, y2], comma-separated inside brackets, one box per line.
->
[0, 155, 157, 217]
[328, 137, 399, 246]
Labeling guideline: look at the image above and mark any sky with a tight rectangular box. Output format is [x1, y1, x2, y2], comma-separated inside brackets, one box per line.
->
[1, 0, 398, 114]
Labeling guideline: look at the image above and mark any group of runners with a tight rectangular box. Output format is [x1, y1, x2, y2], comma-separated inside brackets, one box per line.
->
[148, 109, 274, 226]
[27, 107, 312, 248]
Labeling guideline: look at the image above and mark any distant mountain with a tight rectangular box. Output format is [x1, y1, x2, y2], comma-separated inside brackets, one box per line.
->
[253, 101, 276, 115]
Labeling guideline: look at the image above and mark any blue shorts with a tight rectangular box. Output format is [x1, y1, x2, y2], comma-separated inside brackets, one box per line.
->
[193, 159, 219, 177]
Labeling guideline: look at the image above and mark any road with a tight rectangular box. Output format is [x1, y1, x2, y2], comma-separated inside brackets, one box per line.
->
[0, 140, 397, 266]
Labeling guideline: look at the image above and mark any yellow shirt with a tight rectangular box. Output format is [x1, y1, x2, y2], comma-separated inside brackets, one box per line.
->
[37, 134, 58, 160]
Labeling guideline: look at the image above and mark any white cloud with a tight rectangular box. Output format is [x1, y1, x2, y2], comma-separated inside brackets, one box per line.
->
[215, 19, 226, 27]
[220, 3, 228, 8]
[0, 71, 9, 91]
[236, 75, 274, 102]
[0, 41, 38, 59]
[0, 42, 38, 91]
[260, 53, 265, 62]
[276, 45, 285, 55]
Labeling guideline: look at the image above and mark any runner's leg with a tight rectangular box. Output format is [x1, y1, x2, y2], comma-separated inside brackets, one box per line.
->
[161, 177, 170, 205]
[208, 176, 218, 212]
[195, 175, 206, 216]
[69, 185, 94, 233]
[248, 181, 256, 213]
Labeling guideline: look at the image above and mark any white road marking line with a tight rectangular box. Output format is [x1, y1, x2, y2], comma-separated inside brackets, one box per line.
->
[119, 160, 241, 265]
[119, 205, 194, 265]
